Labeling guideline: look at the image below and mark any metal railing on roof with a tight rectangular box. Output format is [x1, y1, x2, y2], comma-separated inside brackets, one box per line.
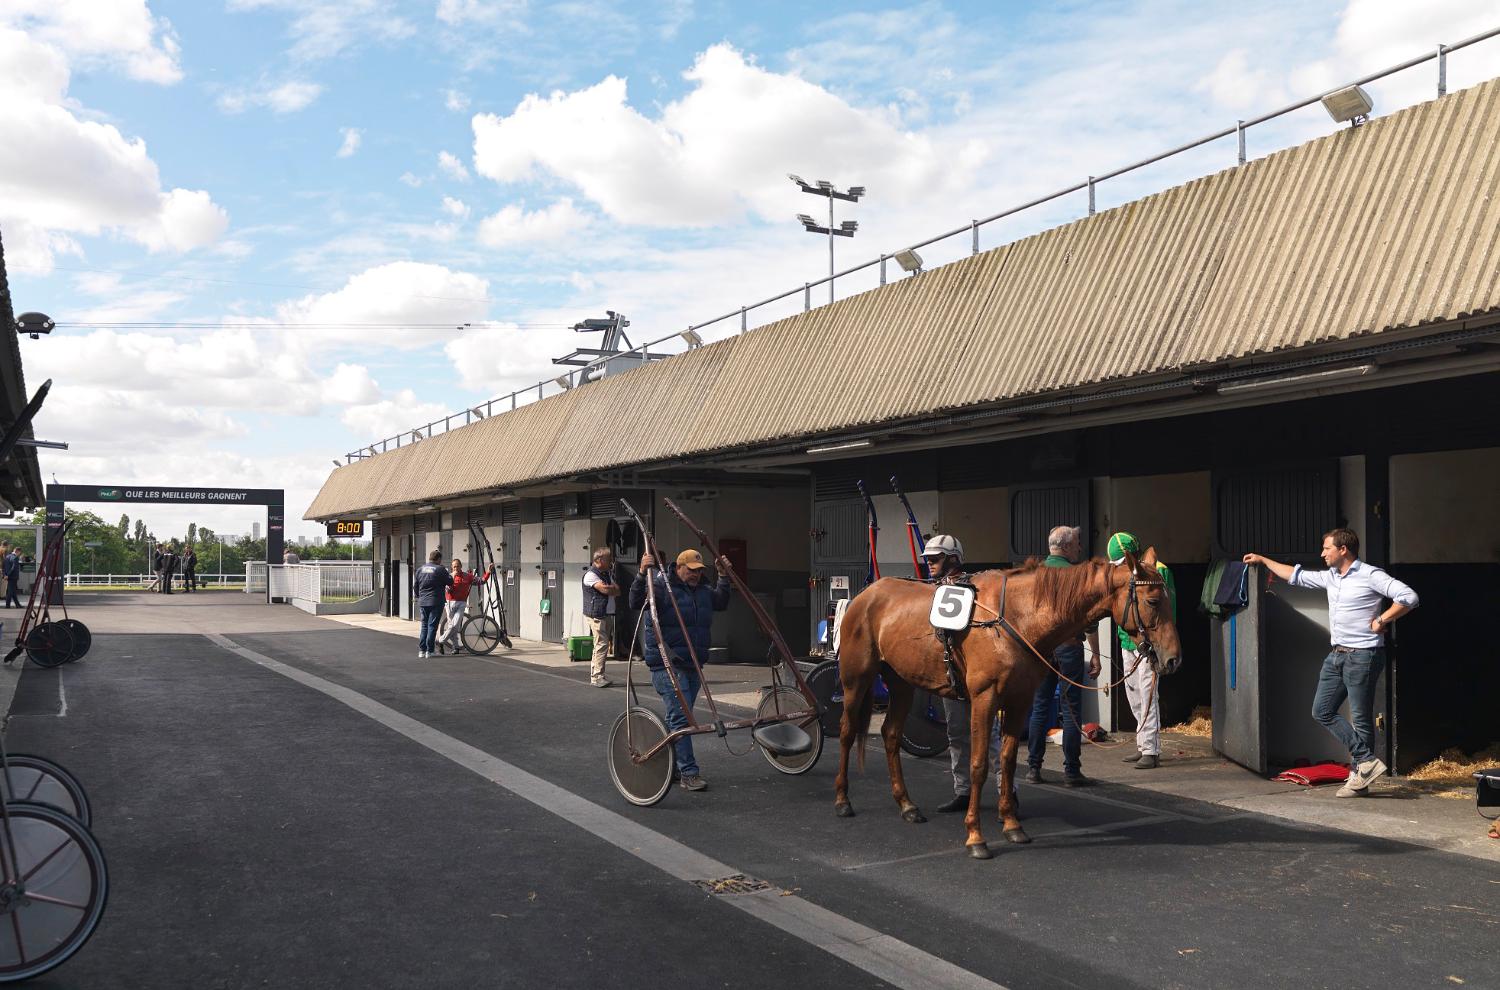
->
[342, 27, 1500, 464]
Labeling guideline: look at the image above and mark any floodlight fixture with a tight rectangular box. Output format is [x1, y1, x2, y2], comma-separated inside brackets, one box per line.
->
[816, 179, 833, 192]
[554, 374, 574, 391]
[410, 430, 424, 443]
[790, 175, 863, 303]
[332, 460, 342, 468]
[1321, 85, 1374, 125]
[893, 248, 924, 274]
[840, 220, 858, 232]
[847, 186, 866, 199]
[15, 312, 53, 339]
[797, 213, 818, 228]
[681, 329, 704, 348]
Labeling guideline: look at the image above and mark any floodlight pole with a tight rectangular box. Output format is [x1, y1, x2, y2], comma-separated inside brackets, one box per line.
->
[791, 177, 862, 304]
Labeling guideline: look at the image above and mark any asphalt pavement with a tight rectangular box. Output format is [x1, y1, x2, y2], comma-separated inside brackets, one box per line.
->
[5, 593, 1497, 989]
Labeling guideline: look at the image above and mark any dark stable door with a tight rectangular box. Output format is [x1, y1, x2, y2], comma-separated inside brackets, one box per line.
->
[501, 525, 521, 636]
[541, 522, 564, 643]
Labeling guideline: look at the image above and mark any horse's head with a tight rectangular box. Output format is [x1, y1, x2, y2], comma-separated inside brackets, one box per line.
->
[1108, 547, 1182, 675]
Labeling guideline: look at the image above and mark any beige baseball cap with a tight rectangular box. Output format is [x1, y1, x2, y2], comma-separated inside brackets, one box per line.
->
[674, 549, 708, 570]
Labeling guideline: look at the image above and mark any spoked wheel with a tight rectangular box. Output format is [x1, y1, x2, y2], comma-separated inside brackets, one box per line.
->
[804, 660, 844, 739]
[23, 624, 73, 670]
[460, 615, 502, 655]
[607, 707, 674, 807]
[57, 621, 90, 664]
[0, 803, 109, 982]
[754, 686, 823, 775]
[1, 756, 91, 828]
[900, 688, 949, 758]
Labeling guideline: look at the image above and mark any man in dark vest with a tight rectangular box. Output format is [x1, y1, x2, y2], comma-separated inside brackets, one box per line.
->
[582, 548, 621, 687]
[629, 548, 731, 792]
[160, 545, 178, 594]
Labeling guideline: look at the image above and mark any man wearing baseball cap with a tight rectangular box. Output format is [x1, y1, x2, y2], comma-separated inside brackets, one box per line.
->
[1108, 531, 1177, 769]
[629, 546, 733, 792]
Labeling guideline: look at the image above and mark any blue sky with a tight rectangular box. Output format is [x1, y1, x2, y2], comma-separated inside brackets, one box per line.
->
[3, 0, 1498, 547]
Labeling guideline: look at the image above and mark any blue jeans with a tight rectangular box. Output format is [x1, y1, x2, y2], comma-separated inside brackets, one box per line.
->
[418, 604, 443, 653]
[1312, 648, 1385, 766]
[650, 666, 702, 777]
[1028, 642, 1085, 775]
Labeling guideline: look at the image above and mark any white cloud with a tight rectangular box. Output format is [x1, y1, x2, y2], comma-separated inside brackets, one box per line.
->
[444, 88, 471, 112]
[322, 363, 382, 405]
[218, 79, 324, 115]
[440, 196, 470, 219]
[472, 44, 984, 226]
[227, 0, 414, 61]
[476, 198, 586, 246]
[276, 261, 491, 350]
[399, 171, 423, 188]
[435, 0, 527, 28]
[437, 150, 471, 182]
[339, 390, 451, 440]
[0, 0, 183, 84]
[337, 126, 362, 158]
[0, 26, 226, 272]
[442, 324, 564, 393]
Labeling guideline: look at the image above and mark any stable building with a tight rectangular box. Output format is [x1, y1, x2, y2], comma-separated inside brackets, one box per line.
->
[308, 76, 1500, 775]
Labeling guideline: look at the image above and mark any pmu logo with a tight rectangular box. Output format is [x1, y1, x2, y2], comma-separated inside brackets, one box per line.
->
[96, 489, 122, 500]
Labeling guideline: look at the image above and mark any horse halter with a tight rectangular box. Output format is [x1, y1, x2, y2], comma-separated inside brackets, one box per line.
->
[1119, 564, 1171, 672]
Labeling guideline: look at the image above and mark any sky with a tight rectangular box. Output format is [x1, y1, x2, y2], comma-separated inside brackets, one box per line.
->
[3, 0, 1499, 549]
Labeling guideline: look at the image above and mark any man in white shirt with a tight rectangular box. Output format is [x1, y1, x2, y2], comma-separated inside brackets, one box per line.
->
[582, 548, 620, 688]
[1244, 527, 1418, 797]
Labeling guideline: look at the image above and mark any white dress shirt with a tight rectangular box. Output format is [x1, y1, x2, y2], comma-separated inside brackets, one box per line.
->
[1289, 559, 1419, 649]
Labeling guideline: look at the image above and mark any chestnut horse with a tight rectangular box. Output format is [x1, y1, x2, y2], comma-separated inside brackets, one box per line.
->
[833, 549, 1182, 859]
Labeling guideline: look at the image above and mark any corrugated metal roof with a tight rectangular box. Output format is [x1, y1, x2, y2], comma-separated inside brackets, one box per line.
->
[308, 78, 1500, 519]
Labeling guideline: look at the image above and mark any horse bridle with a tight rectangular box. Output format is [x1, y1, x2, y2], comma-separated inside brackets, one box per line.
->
[1119, 565, 1174, 674]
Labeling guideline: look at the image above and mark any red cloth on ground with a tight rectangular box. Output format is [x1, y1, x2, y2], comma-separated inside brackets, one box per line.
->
[1273, 763, 1350, 786]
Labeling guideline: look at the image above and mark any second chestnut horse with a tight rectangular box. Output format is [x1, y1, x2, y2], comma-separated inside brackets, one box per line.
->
[833, 549, 1182, 859]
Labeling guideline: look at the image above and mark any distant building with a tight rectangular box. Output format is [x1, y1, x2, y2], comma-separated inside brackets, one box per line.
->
[252, 522, 261, 540]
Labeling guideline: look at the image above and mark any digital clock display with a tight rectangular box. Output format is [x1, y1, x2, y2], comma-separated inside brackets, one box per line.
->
[326, 520, 365, 537]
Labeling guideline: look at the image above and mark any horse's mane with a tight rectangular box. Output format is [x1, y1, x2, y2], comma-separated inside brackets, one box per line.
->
[1012, 557, 1108, 615]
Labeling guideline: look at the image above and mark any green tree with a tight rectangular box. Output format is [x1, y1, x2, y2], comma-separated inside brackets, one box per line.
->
[117, 514, 130, 539]
[187, 522, 197, 547]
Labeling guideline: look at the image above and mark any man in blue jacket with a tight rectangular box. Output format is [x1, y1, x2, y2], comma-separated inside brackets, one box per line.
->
[629, 548, 731, 792]
[413, 549, 453, 659]
[1, 543, 19, 608]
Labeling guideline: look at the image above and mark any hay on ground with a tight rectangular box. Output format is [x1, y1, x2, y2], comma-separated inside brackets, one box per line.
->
[1407, 742, 1500, 785]
[1167, 706, 1212, 738]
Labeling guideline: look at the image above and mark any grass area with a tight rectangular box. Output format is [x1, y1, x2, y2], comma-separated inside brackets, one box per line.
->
[65, 584, 248, 592]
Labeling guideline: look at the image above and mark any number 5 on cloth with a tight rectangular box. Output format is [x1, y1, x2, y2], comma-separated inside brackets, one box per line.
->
[929, 584, 976, 630]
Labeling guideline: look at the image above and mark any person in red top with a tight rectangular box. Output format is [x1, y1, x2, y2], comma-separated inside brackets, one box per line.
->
[437, 557, 480, 655]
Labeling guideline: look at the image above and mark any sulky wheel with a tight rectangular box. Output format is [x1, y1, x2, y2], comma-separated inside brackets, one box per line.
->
[57, 620, 90, 664]
[0, 804, 109, 982]
[804, 659, 844, 738]
[607, 707, 674, 807]
[0, 755, 90, 828]
[900, 688, 949, 758]
[460, 615, 502, 655]
[754, 686, 823, 775]
[23, 624, 74, 670]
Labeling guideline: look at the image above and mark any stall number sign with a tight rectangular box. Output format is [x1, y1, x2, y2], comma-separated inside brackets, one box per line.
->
[326, 520, 365, 537]
[829, 575, 850, 591]
[929, 584, 976, 631]
[546, 570, 557, 588]
[506, 569, 516, 583]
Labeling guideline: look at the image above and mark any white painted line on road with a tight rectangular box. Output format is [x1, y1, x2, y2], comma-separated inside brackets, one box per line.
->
[208, 633, 1008, 990]
[56, 670, 67, 718]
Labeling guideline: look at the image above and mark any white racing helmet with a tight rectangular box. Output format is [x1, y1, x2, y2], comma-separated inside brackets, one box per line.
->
[920, 534, 964, 562]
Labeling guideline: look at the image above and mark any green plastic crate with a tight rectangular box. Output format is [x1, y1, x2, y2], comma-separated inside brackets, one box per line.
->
[566, 635, 593, 662]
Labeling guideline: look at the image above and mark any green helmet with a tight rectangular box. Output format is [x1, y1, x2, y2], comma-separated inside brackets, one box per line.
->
[1106, 531, 1140, 565]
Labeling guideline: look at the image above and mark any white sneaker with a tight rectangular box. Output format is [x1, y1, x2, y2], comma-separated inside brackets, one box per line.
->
[418, 651, 427, 659]
[1335, 782, 1368, 798]
[1352, 758, 1387, 789]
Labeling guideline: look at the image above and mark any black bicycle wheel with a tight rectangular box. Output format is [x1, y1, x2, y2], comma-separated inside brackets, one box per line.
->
[1, 756, 90, 828]
[607, 707, 674, 807]
[755, 687, 823, 776]
[24, 624, 73, 670]
[57, 621, 90, 663]
[460, 615, 501, 655]
[804, 659, 844, 738]
[0, 803, 109, 982]
[900, 688, 949, 758]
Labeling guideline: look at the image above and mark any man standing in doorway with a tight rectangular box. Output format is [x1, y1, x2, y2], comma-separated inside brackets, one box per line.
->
[1108, 532, 1176, 770]
[414, 549, 452, 659]
[1244, 528, 1418, 797]
[630, 548, 732, 792]
[582, 548, 620, 688]
[1, 543, 19, 608]
[1025, 526, 1102, 786]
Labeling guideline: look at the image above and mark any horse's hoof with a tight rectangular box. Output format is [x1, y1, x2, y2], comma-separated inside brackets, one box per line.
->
[901, 807, 927, 824]
[1004, 828, 1031, 845]
[967, 842, 994, 860]
[835, 802, 855, 818]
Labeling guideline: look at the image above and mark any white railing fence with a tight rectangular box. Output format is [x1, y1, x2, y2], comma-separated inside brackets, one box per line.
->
[266, 562, 375, 605]
[64, 573, 246, 587]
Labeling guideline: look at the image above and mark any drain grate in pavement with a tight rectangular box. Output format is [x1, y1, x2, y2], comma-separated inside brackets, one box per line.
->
[693, 874, 772, 896]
